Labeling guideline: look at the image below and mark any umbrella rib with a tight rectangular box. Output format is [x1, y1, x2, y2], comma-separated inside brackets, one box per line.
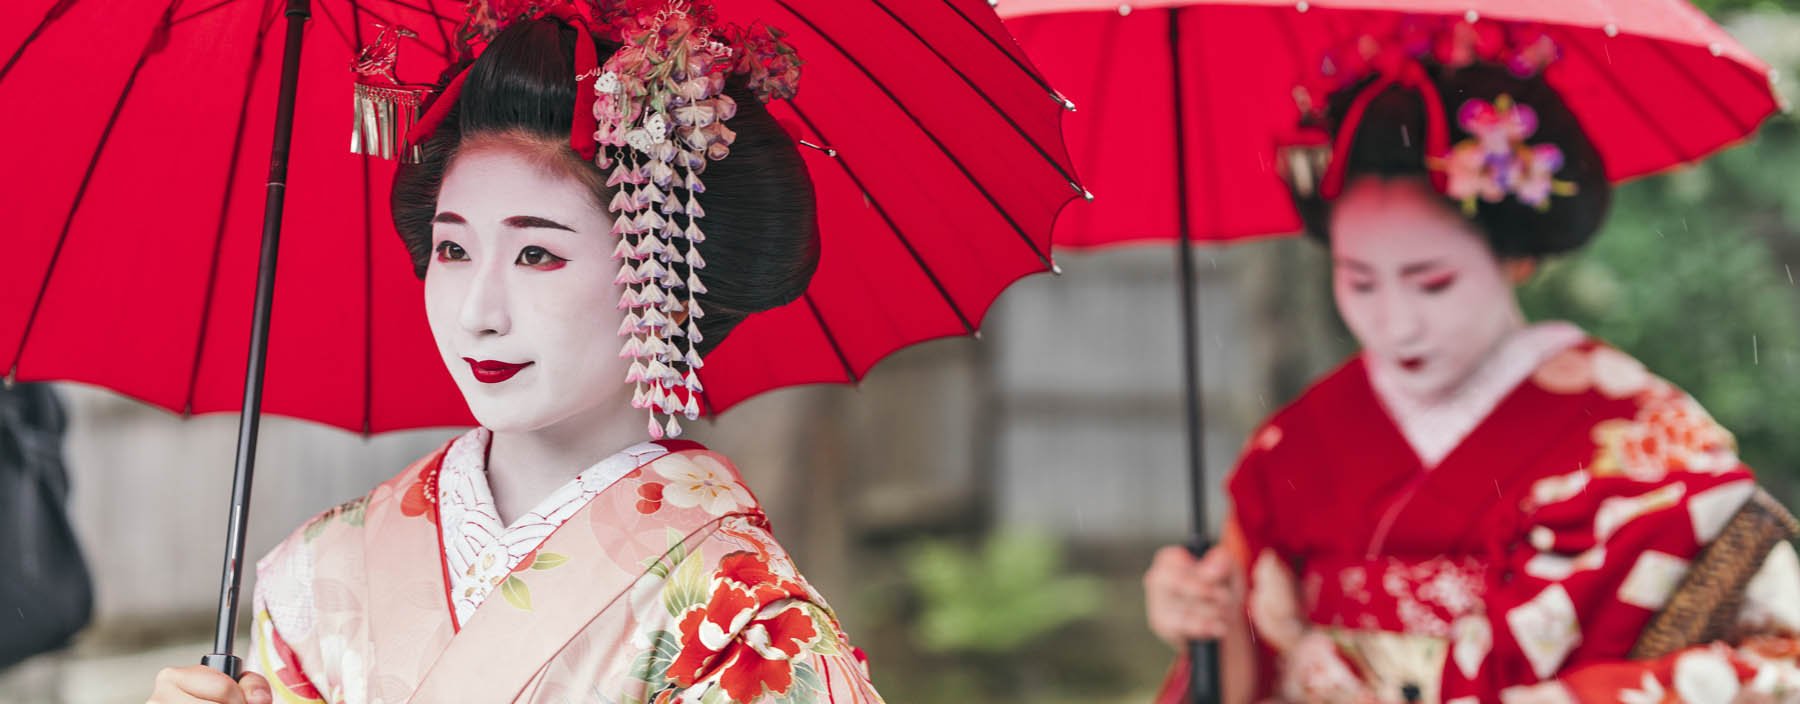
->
[183, 2, 279, 415]
[933, 0, 1066, 105]
[1, 0, 78, 85]
[378, 0, 459, 24]
[420, 0, 456, 57]
[785, 100, 977, 334]
[1642, 38, 1754, 136]
[802, 293, 858, 383]
[767, 0, 1053, 271]
[1550, 26, 1694, 165]
[866, 0, 1080, 191]
[10, 3, 180, 378]
[170, 0, 241, 26]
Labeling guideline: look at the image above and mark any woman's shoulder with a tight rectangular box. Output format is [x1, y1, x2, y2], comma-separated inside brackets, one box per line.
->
[255, 435, 458, 581]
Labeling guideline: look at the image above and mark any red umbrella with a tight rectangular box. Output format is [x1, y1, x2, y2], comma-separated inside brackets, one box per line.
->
[997, 1, 1780, 701]
[1, 0, 1079, 430]
[1, 0, 1078, 673]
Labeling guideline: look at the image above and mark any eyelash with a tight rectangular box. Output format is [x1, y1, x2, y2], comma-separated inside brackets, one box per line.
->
[517, 246, 568, 270]
[432, 242, 569, 271]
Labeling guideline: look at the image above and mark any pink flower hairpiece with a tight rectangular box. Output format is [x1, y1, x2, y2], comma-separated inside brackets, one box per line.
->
[1439, 95, 1576, 213]
[587, 0, 802, 439]
[1279, 16, 1576, 214]
[351, 0, 804, 440]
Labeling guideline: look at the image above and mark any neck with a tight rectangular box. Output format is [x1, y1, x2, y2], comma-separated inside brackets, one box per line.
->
[484, 401, 648, 524]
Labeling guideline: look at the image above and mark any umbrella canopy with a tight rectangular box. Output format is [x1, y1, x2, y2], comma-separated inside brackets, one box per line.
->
[998, 0, 1781, 248]
[0, 0, 1080, 433]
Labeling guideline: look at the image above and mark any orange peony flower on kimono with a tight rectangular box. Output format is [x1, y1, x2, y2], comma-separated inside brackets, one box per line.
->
[399, 468, 438, 523]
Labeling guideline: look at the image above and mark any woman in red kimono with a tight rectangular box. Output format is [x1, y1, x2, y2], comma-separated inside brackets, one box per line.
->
[148, 3, 882, 703]
[1144, 20, 1800, 704]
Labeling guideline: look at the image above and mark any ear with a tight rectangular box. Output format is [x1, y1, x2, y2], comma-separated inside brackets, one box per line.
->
[1502, 258, 1538, 285]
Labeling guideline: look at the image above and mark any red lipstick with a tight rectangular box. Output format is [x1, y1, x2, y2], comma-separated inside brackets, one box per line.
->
[1399, 356, 1426, 373]
[464, 358, 533, 384]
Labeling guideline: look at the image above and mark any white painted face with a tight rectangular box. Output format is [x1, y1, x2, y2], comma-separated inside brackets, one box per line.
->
[1329, 177, 1524, 404]
[425, 144, 627, 433]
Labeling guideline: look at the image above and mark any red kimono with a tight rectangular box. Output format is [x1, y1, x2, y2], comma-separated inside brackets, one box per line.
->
[1158, 329, 1800, 703]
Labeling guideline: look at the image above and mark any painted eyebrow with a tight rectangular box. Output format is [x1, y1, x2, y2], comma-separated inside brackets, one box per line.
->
[502, 215, 577, 232]
[1333, 257, 1374, 273]
[429, 213, 576, 232]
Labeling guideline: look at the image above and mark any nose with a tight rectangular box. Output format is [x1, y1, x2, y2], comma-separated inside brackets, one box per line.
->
[458, 257, 511, 337]
[1375, 288, 1425, 347]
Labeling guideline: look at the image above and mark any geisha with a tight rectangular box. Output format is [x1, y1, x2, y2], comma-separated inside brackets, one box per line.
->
[1142, 21, 1800, 704]
[149, 4, 881, 703]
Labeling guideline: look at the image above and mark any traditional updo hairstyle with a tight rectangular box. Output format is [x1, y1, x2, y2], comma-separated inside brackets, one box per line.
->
[392, 17, 819, 355]
[1292, 64, 1611, 259]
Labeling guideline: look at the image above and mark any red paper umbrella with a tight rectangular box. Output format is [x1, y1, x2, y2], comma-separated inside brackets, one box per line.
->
[998, 2, 1778, 701]
[0, 0, 1078, 432]
[1002, 0, 1779, 249]
[1, 0, 1077, 673]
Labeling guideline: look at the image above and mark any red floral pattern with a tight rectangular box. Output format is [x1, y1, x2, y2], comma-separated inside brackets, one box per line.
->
[668, 551, 823, 701]
[637, 481, 665, 514]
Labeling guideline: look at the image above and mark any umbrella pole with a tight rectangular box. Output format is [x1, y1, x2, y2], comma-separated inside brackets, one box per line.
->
[201, 0, 311, 678]
[1168, 6, 1221, 704]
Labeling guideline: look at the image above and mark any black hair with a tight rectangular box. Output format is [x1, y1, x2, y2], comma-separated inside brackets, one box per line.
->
[1293, 64, 1610, 259]
[392, 18, 820, 355]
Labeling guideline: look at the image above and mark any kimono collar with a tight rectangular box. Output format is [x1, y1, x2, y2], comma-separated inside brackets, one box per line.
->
[1368, 321, 1585, 468]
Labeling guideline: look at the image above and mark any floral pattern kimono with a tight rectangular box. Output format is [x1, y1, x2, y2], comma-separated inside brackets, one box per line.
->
[1156, 323, 1800, 703]
[249, 429, 882, 704]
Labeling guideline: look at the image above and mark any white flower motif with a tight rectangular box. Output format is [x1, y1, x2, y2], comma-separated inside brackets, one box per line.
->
[655, 455, 752, 516]
[1673, 648, 1742, 704]
[594, 70, 620, 94]
[625, 128, 654, 152]
[1589, 347, 1652, 399]
[1618, 673, 1666, 704]
[645, 113, 669, 143]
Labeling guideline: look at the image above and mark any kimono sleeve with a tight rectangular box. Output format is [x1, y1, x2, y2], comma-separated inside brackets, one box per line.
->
[249, 605, 325, 703]
[654, 518, 883, 704]
[1479, 386, 1760, 691]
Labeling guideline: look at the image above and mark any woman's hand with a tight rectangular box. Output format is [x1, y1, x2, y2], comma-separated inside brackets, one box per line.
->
[1144, 543, 1244, 649]
[148, 666, 272, 704]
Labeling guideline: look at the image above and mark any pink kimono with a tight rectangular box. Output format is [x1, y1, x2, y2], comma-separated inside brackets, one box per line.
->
[249, 431, 882, 703]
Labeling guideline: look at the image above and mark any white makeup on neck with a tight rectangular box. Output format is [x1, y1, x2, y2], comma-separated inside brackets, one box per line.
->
[1328, 176, 1527, 406]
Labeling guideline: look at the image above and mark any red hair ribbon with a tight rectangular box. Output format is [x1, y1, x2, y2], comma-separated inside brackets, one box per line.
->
[1317, 53, 1451, 200]
[409, 4, 601, 161]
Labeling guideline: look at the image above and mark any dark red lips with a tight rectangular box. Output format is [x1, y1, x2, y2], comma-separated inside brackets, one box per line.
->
[1399, 356, 1426, 373]
[463, 358, 533, 384]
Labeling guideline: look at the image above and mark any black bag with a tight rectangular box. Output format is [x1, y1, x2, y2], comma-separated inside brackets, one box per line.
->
[0, 383, 93, 670]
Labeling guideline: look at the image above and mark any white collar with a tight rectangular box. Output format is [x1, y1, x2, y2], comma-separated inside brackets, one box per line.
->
[435, 427, 669, 625]
[1366, 322, 1585, 469]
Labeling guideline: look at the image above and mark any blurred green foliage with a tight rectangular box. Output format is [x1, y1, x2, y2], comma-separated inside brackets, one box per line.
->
[1692, 0, 1800, 13]
[1518, 109, 1800, 489]
[903, 530, 1104, 654]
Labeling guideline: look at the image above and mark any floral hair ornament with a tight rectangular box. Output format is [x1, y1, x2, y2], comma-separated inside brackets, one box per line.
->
[1276, 17, 1573, 212]
[351, 0, 802, 440]
[1439, 94, 1576, 213]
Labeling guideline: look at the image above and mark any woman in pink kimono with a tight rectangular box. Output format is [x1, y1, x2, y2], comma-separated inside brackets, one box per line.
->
[1142, 19, 1800, 704]
[149, 4, 881, 703]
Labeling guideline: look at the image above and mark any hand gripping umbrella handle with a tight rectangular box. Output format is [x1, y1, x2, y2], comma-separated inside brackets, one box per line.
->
[202, 0, 311, 677]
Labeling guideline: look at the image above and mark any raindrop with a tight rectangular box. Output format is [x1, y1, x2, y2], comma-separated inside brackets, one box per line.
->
[1603, 23, 1619, 38]
[1465, 10, 1479, 23]
[1296, 1, 1310, 12]
[1753, 335, 1760, 365]
[1118, 4, 1132, 16]
[1709, 43, 1724, 57]
[988, 0, 998, 6]
[1786, 264, 1793, 285]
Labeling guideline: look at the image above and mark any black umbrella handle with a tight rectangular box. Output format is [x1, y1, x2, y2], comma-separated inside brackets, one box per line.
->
[203, 0, 311, 677]
[1185, 541, 1222, 704]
